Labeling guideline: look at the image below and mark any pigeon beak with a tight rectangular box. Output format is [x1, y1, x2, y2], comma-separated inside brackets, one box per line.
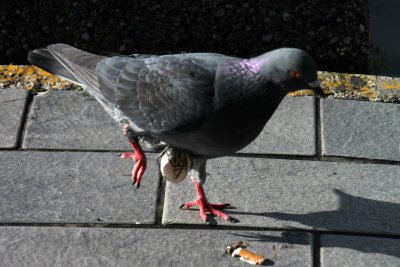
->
[308, 80, 326, 98]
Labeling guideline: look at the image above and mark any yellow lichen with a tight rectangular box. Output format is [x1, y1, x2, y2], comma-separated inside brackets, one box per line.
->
[382, 82, 400, 90]
[359, 86, 377, 100]
[1, 65, 76, 92]
[288, 89, 333, 97]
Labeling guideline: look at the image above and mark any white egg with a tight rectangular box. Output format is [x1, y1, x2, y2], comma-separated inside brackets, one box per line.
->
[160, 149, 191, 183]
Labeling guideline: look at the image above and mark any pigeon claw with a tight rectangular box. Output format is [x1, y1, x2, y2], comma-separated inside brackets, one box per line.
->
[227, 216, 240, 223]
[131, 157, 146, 188]
[183, 179, 236, 223]
[120, 152, 134, 159]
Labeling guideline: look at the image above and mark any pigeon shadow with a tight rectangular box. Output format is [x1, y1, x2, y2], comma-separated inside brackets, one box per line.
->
[227, 189, 400, 259]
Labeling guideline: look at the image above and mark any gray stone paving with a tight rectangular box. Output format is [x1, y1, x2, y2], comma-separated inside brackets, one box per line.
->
[0, 227, 312, 267]
[321, 99, 400, 161]
[320, 235, 400, 267]
[240, 96, 316, 155]
[1, 89, 400, 266]
[163, 157, 400, 234]
[22, 91, 130, 151]
[0, 89, 28, 148]
[0, 151, 160, 224]
[22, 91, 317, 155]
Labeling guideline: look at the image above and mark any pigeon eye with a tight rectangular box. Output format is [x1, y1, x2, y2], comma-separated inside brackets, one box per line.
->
[289, 70, 301, 78]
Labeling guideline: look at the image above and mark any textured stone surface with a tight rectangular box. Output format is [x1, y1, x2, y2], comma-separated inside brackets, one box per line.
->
[23, 91, 130, 150]
[321, 235, 400, 267]
[0, 89, 28, 148]
[163, 157, 400, 234]
[290, 72, 400, 104]
[0, 151, 160, 224]
[240, 96, 316, 156]
[321, 99, 400, 161]
[375, 75, 400, 103]
[0, 227, 311, 267]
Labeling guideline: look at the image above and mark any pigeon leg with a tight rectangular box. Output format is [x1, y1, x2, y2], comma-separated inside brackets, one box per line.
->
[180, 178, 234, 223]
[120, 126, 147, 188]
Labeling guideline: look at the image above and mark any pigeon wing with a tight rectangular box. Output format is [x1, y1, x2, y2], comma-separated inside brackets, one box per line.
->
[96, 56, 217, 133]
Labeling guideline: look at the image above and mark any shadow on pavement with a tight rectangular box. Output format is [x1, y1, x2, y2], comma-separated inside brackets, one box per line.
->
[228, 189, 400, 259]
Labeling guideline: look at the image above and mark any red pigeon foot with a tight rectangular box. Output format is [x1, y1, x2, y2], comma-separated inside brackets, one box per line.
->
[120, 138, 147, 188]
[180, 179, 236, 224]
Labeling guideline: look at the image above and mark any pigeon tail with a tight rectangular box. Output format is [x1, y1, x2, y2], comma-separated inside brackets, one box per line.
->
[29, 44, 134, 126]
[28, 47, 82, 85]
[28, 44, 107, 102]
[47, 44, 106, 98]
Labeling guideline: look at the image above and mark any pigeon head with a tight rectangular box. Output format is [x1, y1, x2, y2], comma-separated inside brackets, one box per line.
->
[259, 48, 325, 97]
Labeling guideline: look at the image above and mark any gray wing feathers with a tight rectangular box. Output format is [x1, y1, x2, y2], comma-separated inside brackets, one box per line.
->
[97, 56, 216, 133]
[33, 44, 219, 134]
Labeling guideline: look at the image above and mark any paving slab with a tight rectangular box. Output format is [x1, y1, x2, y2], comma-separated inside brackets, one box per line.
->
[240, 96, 316, 156]
[23, 91, 316, 155]
[162, 157, 400, 234]
[321, 99, 400, 161]
[0, 227, 311, 267]
[22, 90, 130, 150]
[0, 89, 28, 148]
[0, 151, 160, 224]
[320, 234, 400, 267]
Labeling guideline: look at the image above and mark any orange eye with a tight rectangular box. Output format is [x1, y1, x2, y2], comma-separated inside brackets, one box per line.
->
[289, 70, 301, 78]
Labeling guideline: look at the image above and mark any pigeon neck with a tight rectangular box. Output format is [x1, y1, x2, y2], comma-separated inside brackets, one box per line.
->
[214, 58, 270, 107]
[237, 58, 265, 79]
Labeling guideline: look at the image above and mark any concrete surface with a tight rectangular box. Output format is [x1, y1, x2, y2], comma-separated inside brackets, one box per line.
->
[0, 227, 312, 266]
[23, 91, 129, 151]
[163, 157, 400, 234]
[241, 96, 316, 155]
[320, 234, 400, 267]
[0, 88, 399, 267]
[321, 99, 400, 161]
[0, 151, 160, 224]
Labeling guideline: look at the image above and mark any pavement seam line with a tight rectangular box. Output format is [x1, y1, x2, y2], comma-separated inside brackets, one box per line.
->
[155, 173, 167, 225]
[312, 232, 321, 267]
[2, 149, 400, 165]
[1, 223, 399, 239]
[315, 97, 323, 159]
[14, 92, 33, 149]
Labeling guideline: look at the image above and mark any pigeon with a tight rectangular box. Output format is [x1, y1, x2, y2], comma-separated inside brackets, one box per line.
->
[28, 44, 325, 223]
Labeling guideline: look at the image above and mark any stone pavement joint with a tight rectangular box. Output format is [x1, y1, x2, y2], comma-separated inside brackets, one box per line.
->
[0, 89, 29, 149]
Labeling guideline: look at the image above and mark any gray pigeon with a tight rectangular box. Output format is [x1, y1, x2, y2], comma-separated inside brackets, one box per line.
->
[28, 44, 324, 223]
